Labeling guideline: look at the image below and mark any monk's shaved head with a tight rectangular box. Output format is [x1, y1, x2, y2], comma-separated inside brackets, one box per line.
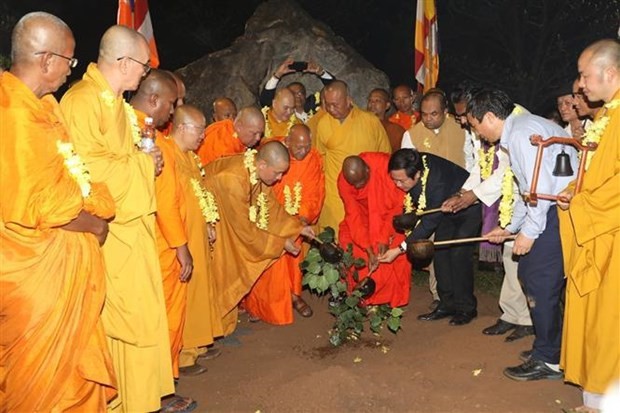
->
[578, 39, 620, 103]
[342, 156, 370, 189]
[98, 25, 149, 64]
[272, 87, 295, 122]
[392, 84, 417, 113]
[583, 39, 620, 70]
[324, 80, 352, 120]
[234, 106, 265, 148]
[164, 70, 186, 106]
[256, 140, 290, 185]
[367, 88, 391, 119]
[133, 69, 176, 99]
[172, 104, 206, 151]
[393, 84, 413, 96]
[285, 124, 312, 160]
[130, 69, 178, 127]
[172, 104, 205, 130]
[11, 12, 72, 64]
[212, 97, 238, 122]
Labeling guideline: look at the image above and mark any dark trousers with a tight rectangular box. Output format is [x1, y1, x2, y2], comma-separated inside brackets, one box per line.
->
[517, 207, 565, 364]
[434, 203, 481, 313]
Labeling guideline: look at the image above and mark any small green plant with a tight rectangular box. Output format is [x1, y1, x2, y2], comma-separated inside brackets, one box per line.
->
[301, 227, 404, 346]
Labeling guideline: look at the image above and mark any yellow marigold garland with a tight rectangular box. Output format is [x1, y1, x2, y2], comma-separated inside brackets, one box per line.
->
[403, 193, 414, 214]
[498, 167, 515, 228]
[261, 106, 296, 138]
[56, 141, 91, 198]
[581, 99, 620, 170]
[101, 91, 141, 147]
[478, 146, 495, 180]
[190, 178, 219, 224]
[244, 149, 259, 185]
[284, 181, 302, 215]
[244, 149, 269, 229]
[417, 155, 429, 211]
[190, 151, 206, 178]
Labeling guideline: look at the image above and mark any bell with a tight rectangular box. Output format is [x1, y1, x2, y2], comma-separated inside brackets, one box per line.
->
[552, 149, 574, 177]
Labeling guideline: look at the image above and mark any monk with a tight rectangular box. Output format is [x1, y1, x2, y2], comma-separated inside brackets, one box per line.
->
[389, 84, 420, 130]
[60, 25, 174, 412]
[197, 106, 264, 165]
[307, 88, 327, 140]
[203, 141, 316, 334]
[245, 125, 325, 324]
[402, 89, 466, 169]
[367, 88, 406, 152]
[159, 70, 186, 135]
[314, 80, 392, 236]
[212, 96, 237, 122]
[0, 12, 116, 412]
[558, 39, 620, 413]
[263, 87, 301, 138]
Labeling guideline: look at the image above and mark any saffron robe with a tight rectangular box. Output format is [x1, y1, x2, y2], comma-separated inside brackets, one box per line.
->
[264, 108, 301, 139]
[60, 63, 174, 412]
[0, 71, 116, 411]
[381, 119, 406, 153]
[245, 144, 325, 324]
[197, 119, 246, 166]
[559, 91, 620, 394]
[203, 154, 304, 334]
[307, 108, 327, 145]
[405, 115, 466, 168]
[389, 110, 419, 130]
[314, 105, 391, 236]
[338, 152, 410, 307]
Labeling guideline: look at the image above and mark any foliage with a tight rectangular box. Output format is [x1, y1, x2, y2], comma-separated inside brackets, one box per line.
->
[301, 227, 403, 346]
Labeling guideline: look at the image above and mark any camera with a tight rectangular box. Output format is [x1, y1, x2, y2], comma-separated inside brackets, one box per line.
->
[288, 61, 308, 72]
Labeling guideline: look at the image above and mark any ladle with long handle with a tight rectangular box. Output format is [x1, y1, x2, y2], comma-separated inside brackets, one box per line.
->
[433, 235, 517, 246]
[408, 235, 517, 261]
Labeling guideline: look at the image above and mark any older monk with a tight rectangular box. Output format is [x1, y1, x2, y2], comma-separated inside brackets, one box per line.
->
[212, 97, 238, 122]
[263, 88, 301, 138]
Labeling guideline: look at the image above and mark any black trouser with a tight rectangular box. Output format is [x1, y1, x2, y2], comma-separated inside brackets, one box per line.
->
[434, 203, 481, 314]
[517, 207, 565, 364]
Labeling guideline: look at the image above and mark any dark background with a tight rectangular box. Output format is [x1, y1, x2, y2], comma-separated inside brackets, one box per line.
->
[1, 0, 618, 114]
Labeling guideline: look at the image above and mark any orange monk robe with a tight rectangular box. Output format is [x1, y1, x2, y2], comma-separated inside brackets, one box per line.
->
[60, 63, 174, 412]
[245, 144, 325, 324]
[314, 105, 392, 237]
[389, 110, 419, 131]
[196, 119, 246, 166]
[381, 119, 406, 153]
[0, 71, 116, 411]
[203, 154, 304, 334]
[264, 108, 302, 139]
[337, 152, 410, 308]
[559, 91, 620, 394]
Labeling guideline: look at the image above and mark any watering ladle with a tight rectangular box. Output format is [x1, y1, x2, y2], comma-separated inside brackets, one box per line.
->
[306, 235, 344, 264]
[407, 235, 517, 262]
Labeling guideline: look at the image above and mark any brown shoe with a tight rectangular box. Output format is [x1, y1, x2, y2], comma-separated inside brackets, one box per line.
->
[197, 347, 221, 361]
[293, 297, 313, 317]
[178, 364, 207, 377]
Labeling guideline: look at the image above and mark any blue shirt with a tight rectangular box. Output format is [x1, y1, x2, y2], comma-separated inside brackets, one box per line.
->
[500, 113, 577, 239]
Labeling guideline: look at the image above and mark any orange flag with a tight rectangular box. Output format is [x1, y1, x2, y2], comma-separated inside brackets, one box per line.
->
[117, 0, 160, 67]
[414, 0, 439, 92]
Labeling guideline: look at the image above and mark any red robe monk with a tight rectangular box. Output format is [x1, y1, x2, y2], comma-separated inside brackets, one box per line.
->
[388, 111, 419, 131]
[338, 152, 410, 308]
[1, 70, 116, 411]
[245, 128, 325, 324]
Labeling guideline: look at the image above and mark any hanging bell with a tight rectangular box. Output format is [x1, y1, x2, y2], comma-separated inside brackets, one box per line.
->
[552, 149, 574, 177]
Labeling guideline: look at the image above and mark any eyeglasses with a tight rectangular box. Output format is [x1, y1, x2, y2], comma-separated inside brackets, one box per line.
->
[117, 56, 151, 75]
[182, 123, 206, 133]
[34, 51, 78, 68]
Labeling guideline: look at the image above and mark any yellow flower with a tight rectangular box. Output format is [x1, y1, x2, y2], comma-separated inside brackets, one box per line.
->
[423, 137, 431, 150]
[100, 90, 116, 108]
[314, 91, 321, 106]
[249, 205, 258, 223]
[261, 106, 272, 138]
[244, 149, 259, 185]
[123, 101, 141, 147]
[580, 99, 619, 170]
[256, 192, 269, 230]
[403, 193, 414, 214]
[498, 167, 515, 228]
[478, 146, 495, 180]
[284, 181, 302, 215]
[56, 140, 91, 198]
[417, 155, 429, 211]
[190, 178, 219, 223]
[190, 152, 206, 178]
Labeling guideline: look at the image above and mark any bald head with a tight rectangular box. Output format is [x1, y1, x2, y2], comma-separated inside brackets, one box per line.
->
[342, 156, 370, 189]
[172, 104, 206, 152]
[234, 106, 265, 148]
[256, 140, 290, 185]
[578, 39, 620, 103]
[367, 88, 391, 119]
[324, 80, 352, 120]
[285, 124, 312, 160]
[212, 97, 238, 122]
[11, 12, 72, 64]
[164, 70, 186, 107]
[392, 84, 416, 114]
[272, 88, 295, 122]
[98, 25, 149, 64]
[130, 69, 178, 127]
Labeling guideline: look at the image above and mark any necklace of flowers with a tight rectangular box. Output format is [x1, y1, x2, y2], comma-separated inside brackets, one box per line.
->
[498, 167, 515, 228]
[190, 178, 220, 224]
[100, 90, 141, 147]
[190, 151, 206, 178]
[402, 193, 415, 236]
[244, 149, 269, 229]
[261, 106, 296, 138]
[417, 155, 430, 210]
[284, 181, 302, 215]
[56, 140, 91, 198]
[478, 145, 495, 180]
[581, 98, 620, 170]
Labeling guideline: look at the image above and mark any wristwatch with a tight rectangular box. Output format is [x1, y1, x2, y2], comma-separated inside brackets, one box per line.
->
[398, 244, 406, 254]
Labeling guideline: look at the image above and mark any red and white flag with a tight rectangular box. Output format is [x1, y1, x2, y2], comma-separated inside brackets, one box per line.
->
[414, 0, 439, 92]
[117, 0, 160, 68]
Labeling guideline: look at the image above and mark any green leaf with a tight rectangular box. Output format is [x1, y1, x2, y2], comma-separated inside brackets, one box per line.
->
[307, 262, 321, 275]
[352, 270, 359, 283]
[308, 274, 319, 290]
[345, 295, 359, 308]
[302, 274, 310, 286]
[353, 258, 366, 268]
[387, 316, 401, 332]
[369, 314, 382, 328]
[324, 267, 339, 285]
[391, 307, 404, 318]
[354, 322, 363, 334]
[317, 275, 330, 292]
[318, 227, 335, 243]
[336, 280, 347, 293]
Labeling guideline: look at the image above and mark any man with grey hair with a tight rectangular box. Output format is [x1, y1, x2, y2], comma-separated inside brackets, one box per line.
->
[61, 25, 174, 412]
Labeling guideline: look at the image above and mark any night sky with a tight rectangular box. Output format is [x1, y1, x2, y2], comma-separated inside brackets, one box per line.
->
[1, 0, 619, 113]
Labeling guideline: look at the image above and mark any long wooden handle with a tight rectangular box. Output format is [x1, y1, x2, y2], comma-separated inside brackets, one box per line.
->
[416, 207, 443, 216]
[434, 235, 517, 247]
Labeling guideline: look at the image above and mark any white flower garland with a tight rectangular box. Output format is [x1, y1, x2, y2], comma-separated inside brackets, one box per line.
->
[498, 167, 515, 228]
[261, 106, 296, 138]
[283, 181, 302, 215]
[478, 146, 495, 180]
[190, 151, 206, 178]
[403, 193, 414, 214]
[100, 91, 141, 147]
[244, 149, 269, 229]
[56, 141, 91, 198]
[190, 178, 219, 224]
[581, 99, 620, 170]
[417, 155, 429, 210]
[244, 149, 259, 185]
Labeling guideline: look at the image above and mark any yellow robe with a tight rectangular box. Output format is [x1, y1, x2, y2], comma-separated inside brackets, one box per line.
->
[203, 154, 304, 334]
[314, 105, 391, 236]
[0, 71, 117, 412]
[307, 108, 327, 144]
[405, 115, 466, 168]
[559, 92, 620, 394]
[60, 63, 174, 412]
[265, 108, 301, 138]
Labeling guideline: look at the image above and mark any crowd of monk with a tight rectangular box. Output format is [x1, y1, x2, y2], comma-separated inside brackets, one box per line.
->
[1, 11, 618, 413]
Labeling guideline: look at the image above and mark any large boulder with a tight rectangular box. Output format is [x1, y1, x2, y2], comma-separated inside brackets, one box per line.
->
[177, 0, 389, 120]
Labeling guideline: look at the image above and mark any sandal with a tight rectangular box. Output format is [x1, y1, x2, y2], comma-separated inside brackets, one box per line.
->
[160, 395, 197, 413]
[293, 297, 313, 317]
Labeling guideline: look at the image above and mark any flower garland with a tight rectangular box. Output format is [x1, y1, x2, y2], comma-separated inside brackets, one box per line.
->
[190, 178, 219, 224]
[284, 181, 302, 215]
[422, 137, 431, 150]
[261, 106, 297, 138]
[190, 151, 206, 178]
[244, 149, 269, 229]
[244, 149, 259, 185]
[581, 99, 620, 170]
[56, 140, 91, 198]
[478, 146, 495, 180]
[100, 91, 141, 147]
[403, 193, 414, 214]
[498, 167, 515, 228]
[417, 155, 429, 210]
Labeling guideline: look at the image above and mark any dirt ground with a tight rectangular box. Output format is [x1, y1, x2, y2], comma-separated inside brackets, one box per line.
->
[177, 283, 581, 413]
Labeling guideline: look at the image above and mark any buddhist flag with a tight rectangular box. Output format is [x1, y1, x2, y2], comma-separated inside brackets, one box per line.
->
[414, 0, 439, 92]
[117, 0, 160, 68]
